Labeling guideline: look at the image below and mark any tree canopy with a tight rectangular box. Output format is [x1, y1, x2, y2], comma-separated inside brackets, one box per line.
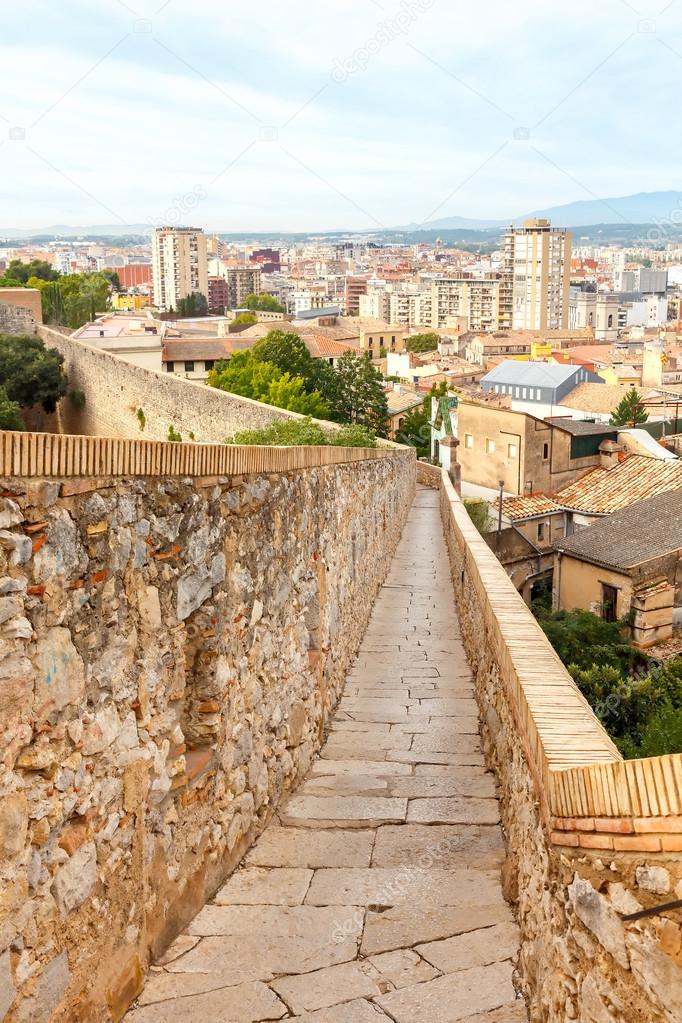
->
[210, 329, 389, 434]
[30, 273, 113, 330]
[5, 259, 59, 284]
[176, 292, 208, 318]
[0, 334, 68, 413]
[609, 387, 648, 427]
[243, 293, 285, 313]
[207, 350, 329, 417]
[406, 331, 440, 353]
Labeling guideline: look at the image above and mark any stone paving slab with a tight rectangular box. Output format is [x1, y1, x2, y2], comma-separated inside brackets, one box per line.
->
[245, 827, 374, 868]
[125, 488, 526, 1023]
[375, 961, 519, 1023]
[371, 823, 504, 869]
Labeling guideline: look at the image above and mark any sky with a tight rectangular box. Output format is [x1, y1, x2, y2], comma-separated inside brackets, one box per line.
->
[2, 0, 682, 231]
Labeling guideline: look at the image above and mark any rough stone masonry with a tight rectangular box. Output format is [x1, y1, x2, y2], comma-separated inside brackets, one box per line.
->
[0, 450, 414, 1022]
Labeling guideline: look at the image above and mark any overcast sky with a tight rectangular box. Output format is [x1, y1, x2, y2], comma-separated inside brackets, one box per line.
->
[2, 0, 681, 231]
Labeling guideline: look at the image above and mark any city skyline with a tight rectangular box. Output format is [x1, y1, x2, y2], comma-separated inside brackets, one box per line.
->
[3, 0, 682, 230]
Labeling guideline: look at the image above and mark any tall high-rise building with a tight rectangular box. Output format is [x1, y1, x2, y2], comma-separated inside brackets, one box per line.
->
[152, 227, 209, 312]
[500, 219, 572, 331]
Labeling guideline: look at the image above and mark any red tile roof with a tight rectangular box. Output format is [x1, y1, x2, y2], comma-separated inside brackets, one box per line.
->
[554, 454, 682, 515]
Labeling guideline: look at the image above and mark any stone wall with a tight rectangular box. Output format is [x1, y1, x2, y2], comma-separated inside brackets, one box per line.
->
[0, 291, 42, 336]
[0, 448, 415, 1022]
[438, 470, 682, 1023]
[39, 326, 318, 443]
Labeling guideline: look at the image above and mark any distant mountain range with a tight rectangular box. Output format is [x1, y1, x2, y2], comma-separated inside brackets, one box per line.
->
[396, 190, 682, 232]
[2, 191, 682, 239]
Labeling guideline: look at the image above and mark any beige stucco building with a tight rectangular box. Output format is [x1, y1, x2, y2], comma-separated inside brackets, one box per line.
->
[500, 219, 572, 332]
[152, 227, 209, 312]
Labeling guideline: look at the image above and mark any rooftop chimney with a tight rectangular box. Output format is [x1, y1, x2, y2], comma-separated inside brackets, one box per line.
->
[598, 438, 623, 470]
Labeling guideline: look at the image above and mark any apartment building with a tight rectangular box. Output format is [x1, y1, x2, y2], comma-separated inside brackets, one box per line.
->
[344, 276, 368, 315]
[207, 276, 229, 314]
[500, 219, 572, 331]
[151, 227, 209, 312]
[430, 278, 501, 332]
[226, 266, 262, 309]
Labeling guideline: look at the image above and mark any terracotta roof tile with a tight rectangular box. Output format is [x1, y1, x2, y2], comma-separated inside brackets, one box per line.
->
[554, 454, 682, 515]
[501, 494, 562, 520]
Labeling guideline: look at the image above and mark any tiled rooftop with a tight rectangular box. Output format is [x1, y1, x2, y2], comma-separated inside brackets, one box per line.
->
[555, 490, 682, 571]
[501, 494, 562, 520]
[554, 454, 682, 515]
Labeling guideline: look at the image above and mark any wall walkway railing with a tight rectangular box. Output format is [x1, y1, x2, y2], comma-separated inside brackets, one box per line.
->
[0, 429, 401, 479]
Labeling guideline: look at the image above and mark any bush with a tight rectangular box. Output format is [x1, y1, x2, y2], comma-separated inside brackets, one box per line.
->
[535, 606, 682, 757]
[463, 499, 490, 534]
[167, 424, 182, 442]
[0, 386, 24, 431]
[226, 416, 377, 447]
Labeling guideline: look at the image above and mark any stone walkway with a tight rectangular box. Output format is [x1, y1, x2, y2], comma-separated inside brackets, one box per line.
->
[126, 487, 527, 1023]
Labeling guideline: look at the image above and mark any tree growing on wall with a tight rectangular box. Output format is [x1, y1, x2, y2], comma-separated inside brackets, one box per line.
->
[609, 388, 648, 427]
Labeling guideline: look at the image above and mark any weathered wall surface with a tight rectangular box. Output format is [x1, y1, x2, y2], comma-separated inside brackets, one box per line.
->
[40, 326, 313, 443]
[0, 290, 42, 336]
[438, 471, 682, 1023]
[0, 449, 415, 1022]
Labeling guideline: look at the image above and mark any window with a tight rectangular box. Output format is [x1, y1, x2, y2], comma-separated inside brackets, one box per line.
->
[184, 361, 195, 373]
[508, 443, 518, 459]
[465, 434, 474, 449]
[601, 583, 618, 623]
[542, 442, 549, 460]
[166, 361, 174, 373]
[515, 387, 520, 398]
[485, 438, 495, 455]
[522, 388, 527, 399]
[537, 522, 546, 542]
[204, 360, 215, 372]
[608, 314, 613, 328]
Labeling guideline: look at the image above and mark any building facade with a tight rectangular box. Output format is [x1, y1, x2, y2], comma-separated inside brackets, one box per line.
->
[151, 227, 209, 312]
[501, 219, 572, 331]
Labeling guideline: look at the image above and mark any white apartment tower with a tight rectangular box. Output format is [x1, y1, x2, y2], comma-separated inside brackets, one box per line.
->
[152, 227, 209, 312]
[501, 219, 572, 331]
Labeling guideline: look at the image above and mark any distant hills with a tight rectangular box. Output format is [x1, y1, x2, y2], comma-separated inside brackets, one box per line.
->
[2, 191, 682, 241]
[398, 191, 682, 232]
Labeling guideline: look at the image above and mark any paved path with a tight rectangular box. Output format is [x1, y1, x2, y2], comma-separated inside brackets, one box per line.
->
[127, 488, 526, 1023]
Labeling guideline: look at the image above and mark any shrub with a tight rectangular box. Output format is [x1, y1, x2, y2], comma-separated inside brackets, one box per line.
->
[69, 388, 86, 410]
[463, 499, 490, 534]
[136, 408, 146, 431]
[226, 416, 377, 447]
[167, 424, 182, 442]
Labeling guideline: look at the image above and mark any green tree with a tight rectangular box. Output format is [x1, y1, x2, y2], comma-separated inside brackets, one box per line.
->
[0, 334, 68, 412]
[232, 312, 257, 326]
[6, 259, 59, 283]
[328, 352, 389, 436]
[253, 330, 337, 404]
[31, 272, 112, 329]
[176, 292, 208, 317]
[0, 386, 24, 430]
[406, 331, 440, 353]
[243, 293, 285, 313]
[609, 387, 648, 427]
[208, 350, 328, 416]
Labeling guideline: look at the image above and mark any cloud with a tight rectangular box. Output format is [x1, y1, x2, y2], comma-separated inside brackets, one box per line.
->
[1, 0, 681, 229]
